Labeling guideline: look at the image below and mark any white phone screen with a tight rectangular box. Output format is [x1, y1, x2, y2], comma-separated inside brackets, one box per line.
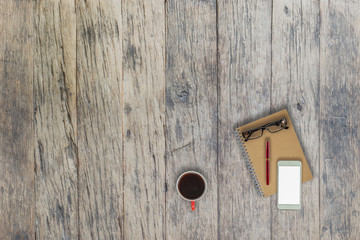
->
[278, 166, 301, 204]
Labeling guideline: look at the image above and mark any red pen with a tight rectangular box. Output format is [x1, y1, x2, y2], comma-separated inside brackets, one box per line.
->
[266, 140, 270, 185]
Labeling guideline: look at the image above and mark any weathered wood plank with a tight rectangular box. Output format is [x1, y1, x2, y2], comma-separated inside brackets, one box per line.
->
[165, 0, 218, 239]
[320, 1, 360, 239]
[34, 0, 78, 239]
[217, 0, 272, 238]
[0, 1, 34, 239]
[122, 0, 166, 239]
[76, 1, 123, 238]
[271, 0, 320, 239]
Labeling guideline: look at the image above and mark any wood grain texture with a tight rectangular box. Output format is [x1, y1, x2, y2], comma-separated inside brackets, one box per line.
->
[165, 0, 218, 239]
[76, 0, 123, 239]
[217, 0, 272, 239]
[122, 0, 166, 239]
[2, 0, 360, 238]
[0, 1, 34, 239]
[320, 1, 360, 239]
[271, 0, 320, 239]
[34, 0, 78, 239]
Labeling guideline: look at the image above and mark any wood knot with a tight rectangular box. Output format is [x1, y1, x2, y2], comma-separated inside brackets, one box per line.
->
[176, 89, 189, 101]
[124, 104, 132, 114]
[284, 6, 289, 15]
[296, 102, 303, 111]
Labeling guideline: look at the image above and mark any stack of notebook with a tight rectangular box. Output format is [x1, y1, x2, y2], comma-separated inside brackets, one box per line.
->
[235, 109, 313, 197]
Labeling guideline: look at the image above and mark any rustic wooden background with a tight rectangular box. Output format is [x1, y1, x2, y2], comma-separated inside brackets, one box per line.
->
[0, 0, 359, 239]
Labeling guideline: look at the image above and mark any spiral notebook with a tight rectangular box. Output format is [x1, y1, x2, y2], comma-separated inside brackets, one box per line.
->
[235, 109, 313, 197]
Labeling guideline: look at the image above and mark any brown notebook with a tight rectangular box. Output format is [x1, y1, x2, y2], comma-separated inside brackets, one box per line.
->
[235, 109, 313, 197]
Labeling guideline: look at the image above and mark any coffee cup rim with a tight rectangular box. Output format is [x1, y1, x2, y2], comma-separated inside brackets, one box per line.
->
[176, 171, 207, 202]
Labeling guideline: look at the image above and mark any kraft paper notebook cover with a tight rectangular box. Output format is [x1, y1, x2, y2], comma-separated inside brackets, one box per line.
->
[235, 109, 313, 197]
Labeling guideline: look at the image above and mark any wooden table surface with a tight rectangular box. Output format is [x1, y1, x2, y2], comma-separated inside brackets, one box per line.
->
[1, 0, 359, 239]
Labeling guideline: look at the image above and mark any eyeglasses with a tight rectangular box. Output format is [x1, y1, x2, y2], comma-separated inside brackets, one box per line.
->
[242, 118, 289, 142]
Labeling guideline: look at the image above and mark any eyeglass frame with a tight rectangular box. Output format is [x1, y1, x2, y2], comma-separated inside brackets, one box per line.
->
[242, 118, 289, 142]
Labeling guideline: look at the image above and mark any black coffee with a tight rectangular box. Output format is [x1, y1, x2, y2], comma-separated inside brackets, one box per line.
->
[178, 173, 205, 200]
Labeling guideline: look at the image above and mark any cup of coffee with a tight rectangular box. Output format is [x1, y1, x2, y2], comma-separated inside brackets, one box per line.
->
[176, 171, 207, 211]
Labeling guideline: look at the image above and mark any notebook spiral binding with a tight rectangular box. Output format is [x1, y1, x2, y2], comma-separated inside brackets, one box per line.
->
[235, 129, 265, 197]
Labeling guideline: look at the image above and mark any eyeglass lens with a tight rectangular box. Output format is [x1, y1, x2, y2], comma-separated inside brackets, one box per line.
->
[266, 125, 283, 133]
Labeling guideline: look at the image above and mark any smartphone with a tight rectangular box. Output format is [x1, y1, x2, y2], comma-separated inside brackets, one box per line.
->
[277, 160, 302, 210]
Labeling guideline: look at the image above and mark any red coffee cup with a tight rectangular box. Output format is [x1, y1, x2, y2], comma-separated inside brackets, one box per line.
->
[176, 171, 207, 211]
